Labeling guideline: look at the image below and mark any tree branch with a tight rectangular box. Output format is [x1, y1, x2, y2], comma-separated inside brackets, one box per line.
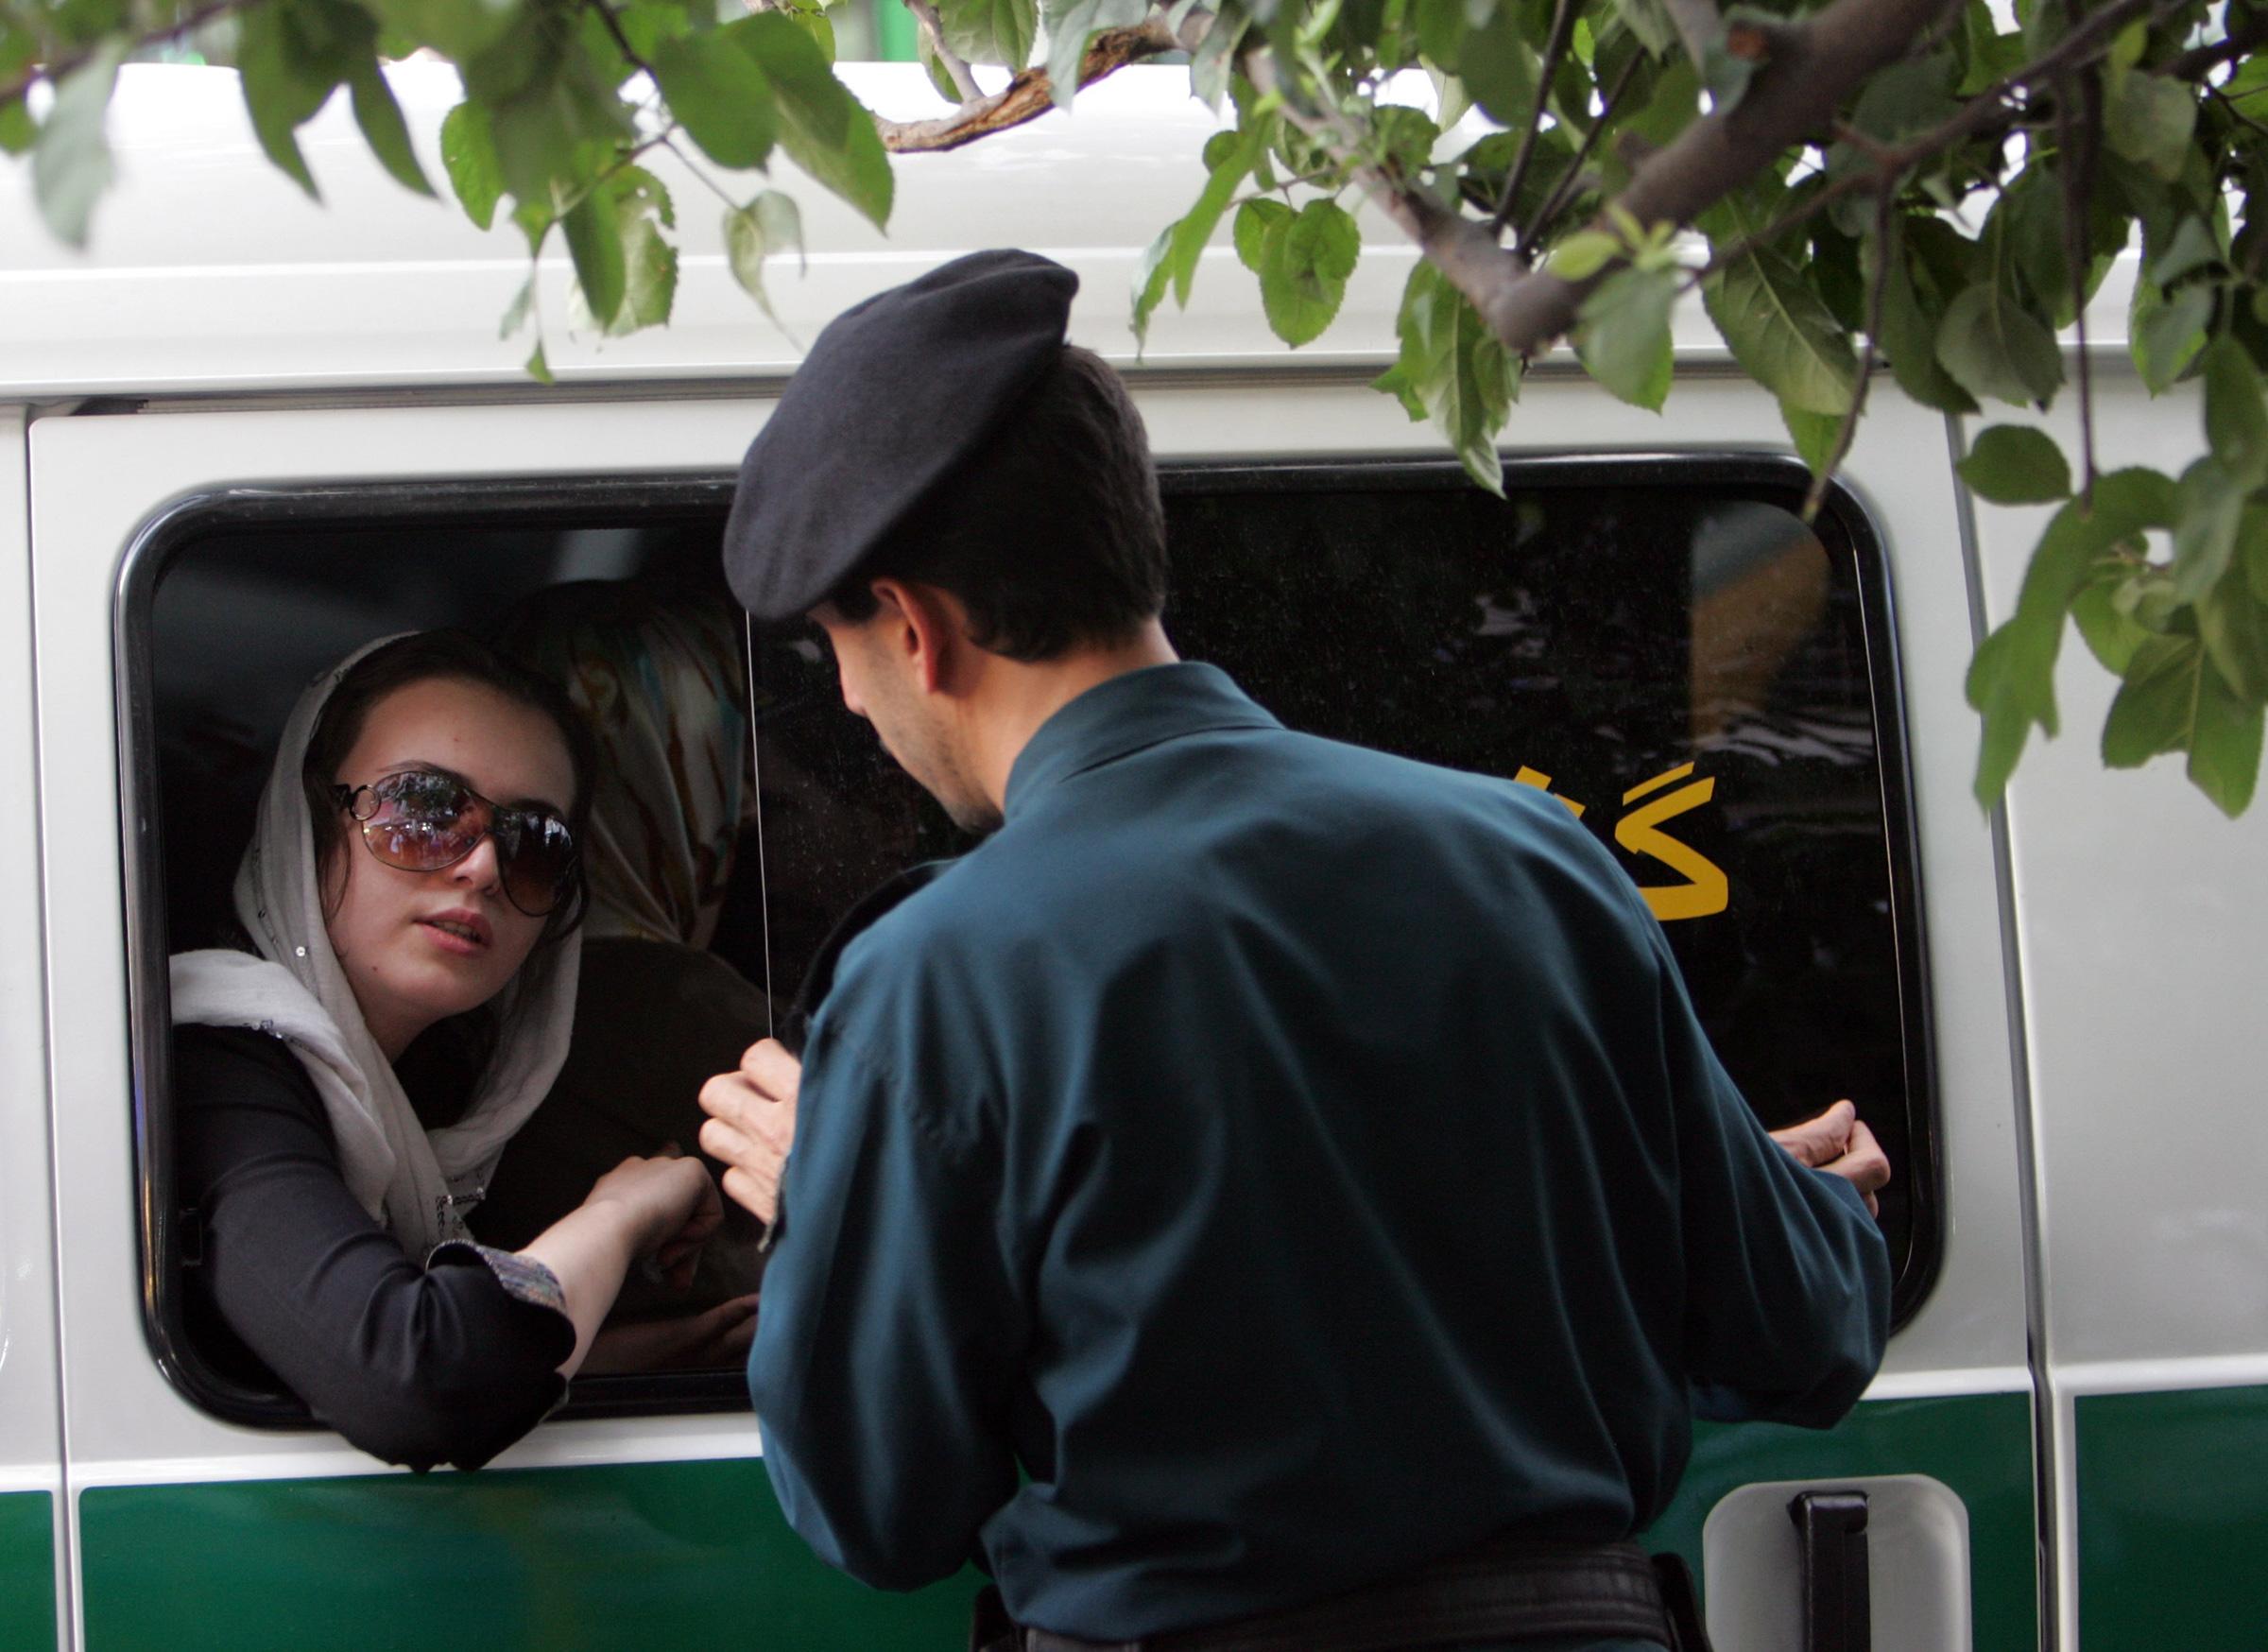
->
[904, 0, 984, 103]
[1521, 51, 1641, 259]
[1493, 0, 1579, 232]
[1661, 0, 1724, 70]
[2163, 7, 2268, 81]
[0, 0, 247, 110]
[875, 18, 1185, 152]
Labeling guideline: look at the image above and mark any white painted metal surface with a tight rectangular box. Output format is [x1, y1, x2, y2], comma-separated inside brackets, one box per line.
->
[0, 406, 67, 1643]
[1961, 365, 2268, 1650]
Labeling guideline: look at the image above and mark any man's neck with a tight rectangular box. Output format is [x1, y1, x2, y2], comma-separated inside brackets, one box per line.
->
[965, 620, 1179, 813]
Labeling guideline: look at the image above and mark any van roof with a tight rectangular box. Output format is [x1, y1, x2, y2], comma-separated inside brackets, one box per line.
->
[0, 60, 2131, 399]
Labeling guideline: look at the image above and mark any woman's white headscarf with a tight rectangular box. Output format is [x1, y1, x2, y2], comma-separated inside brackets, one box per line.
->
[168, 636, 582, 1258]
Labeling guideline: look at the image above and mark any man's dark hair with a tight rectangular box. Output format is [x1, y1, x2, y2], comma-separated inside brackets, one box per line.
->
[826, 346, 1167, 661]
[301, 628, 598, 944]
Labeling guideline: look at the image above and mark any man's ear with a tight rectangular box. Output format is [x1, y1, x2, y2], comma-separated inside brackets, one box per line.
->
[868, 577, 967, 695]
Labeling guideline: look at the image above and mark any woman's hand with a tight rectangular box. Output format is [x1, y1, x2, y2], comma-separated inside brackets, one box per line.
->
[580, 1295, 760, 1375]
[584, 1152, 723, 1290]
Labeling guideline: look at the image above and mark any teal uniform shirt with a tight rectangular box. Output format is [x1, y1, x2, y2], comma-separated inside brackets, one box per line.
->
[747, 663, 1889, 1643]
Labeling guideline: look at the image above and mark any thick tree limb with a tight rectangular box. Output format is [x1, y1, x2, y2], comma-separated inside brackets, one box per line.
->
[876, 19, 1185, 153]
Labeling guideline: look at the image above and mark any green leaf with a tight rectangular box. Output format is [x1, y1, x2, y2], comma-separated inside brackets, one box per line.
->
[1380, 262, 1516, 494]
[1872, 222, 1977, 414]
[526, 340, 555, 384]
[367, 0, 520, 60]
[1934, 280, 2063, 407]
[2191, 664, 2264, 816]
[2072, 579, 2153, 674]
[237, 2, 345, 200]
[562, 190, 626, 328]
[1611, 0, 1677, 60]
[347, 58, 433, 197]
[2203, 338, 2268, 485]
[0, 95, 31, 158]
[2102, 633, 2203, 766]
[1161, 122, 1265, 308]
[654, 27, 778, 169]
[2105, 61, 2197, 183]
[1256, 199, 1361, 347]
[2198, 552, 2268, 700]
[730, 14, 893, 227]
[1458, 3, 1539, 125]
[1781, 402, 1842, 475]
[31, 40, 124, 248]
[1700, 238, 1858, 416]
[724, 191, 804, 322]
[1235, 198, 1292, 273]
[1575, 266, 1676, 411]
[1547, 229, 1620, 282]
[1967, 468, 2180, 801]
[936, 0, 1040, 66]
[441, 101, 505, 230]
[2171, 456, 2248, 600]
[1959, 424, 2071, 504]
[607, 208, 678, 338]
[2152, 216, 2223, 287]
[1130, 222, 1175, 353]
[500, 271, 536, 339]
[1041, 0, 1148, 110]
[2132, 280, 2212, 393]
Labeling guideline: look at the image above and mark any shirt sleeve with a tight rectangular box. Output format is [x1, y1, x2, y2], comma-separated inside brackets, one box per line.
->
[1645, 931, 1893, 1427]
[745, 1018, 1021, 1590]
[174, 1025, 576, 1471]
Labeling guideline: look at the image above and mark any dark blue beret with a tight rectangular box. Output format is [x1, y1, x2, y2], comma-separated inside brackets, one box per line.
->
[723, 249, 1080, 622]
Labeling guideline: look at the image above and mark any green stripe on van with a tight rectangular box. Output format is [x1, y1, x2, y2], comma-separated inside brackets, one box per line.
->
[1642, 1389, 2036, 1648]
[0, 1489, 56, 1651]
[2078, 1381, 2268, 1650]
[81, 1458, 978, 1651]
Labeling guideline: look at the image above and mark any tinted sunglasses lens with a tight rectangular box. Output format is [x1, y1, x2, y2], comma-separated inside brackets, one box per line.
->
[360, 773, 483, 870]
[498, 810, 576, 917]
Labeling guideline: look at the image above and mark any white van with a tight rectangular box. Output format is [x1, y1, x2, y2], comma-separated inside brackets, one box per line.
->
[0, 58, 2259, 1652]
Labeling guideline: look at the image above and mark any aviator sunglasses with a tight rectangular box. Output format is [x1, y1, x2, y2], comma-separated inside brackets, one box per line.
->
[333, 769, 578, 918]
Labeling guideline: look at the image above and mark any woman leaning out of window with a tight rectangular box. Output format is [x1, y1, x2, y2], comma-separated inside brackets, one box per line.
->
[167, 630, 741, 1471]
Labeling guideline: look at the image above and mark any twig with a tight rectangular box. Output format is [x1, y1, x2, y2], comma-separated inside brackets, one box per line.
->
[876, 17, 1188, 151]
[1661, 0, 1724, 70]
[1521, 51, 1641, 260]
[1493, 0, 1580, 233]
[0, 0, 247, 109]
[588, 0, 657, 78]
[1805, 183, 1896, 521]
[2065, 68, 2101, 507]
[662, 134, 743, 209]
[905, 0, 984, 103]
[2208, 81, 2268, 142]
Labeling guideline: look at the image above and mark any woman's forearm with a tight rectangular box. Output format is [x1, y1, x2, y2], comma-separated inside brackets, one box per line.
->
[519, 1200, 646, 1377]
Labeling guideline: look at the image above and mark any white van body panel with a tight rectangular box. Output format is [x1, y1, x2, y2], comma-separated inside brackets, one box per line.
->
[0, 405, 68, 1633]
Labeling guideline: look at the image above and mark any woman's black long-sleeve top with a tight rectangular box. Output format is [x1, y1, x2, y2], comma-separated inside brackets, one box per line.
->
[173, 1024, 576, 1471]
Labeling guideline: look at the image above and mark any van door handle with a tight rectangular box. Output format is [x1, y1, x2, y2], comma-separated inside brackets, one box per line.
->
[1787, 1489, 1870, 1652]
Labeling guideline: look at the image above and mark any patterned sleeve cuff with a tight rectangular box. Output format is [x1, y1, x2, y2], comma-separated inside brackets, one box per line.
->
[431, 1240, 568, 1316]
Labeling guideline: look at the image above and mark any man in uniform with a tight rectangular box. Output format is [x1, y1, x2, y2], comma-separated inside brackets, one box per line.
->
[699, 250, 1892, 1652]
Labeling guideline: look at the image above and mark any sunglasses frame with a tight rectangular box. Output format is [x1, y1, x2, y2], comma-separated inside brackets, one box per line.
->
[332, 768, 578, 918]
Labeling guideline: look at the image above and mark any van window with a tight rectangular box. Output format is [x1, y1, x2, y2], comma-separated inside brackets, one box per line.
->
[124, 456, 1935, 1430]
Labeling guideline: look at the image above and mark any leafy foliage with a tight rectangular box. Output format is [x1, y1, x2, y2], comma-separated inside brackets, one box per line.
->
[3, 0, 2266, 811]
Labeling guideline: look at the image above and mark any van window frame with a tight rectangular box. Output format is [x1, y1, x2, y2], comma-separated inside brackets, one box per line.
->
[114, 454, 1939, 1435]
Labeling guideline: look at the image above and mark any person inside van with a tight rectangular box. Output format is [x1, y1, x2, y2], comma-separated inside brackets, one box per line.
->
[168, 630, 729, 1471]
[472, 581, 770, 1342]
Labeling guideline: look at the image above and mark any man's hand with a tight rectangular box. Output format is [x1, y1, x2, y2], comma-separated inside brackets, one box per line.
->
[1769, 1100, 1892, 1217]
[699, 1038, 801, 1225]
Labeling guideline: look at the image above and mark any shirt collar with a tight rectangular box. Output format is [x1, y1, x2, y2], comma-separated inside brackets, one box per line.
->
[1004, 662, 1281, 818]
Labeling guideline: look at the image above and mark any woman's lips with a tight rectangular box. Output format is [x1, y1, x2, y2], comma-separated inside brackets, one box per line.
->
[416, 911, 492, 956]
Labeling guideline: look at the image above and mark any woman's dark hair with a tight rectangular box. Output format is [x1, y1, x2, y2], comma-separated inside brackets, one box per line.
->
[827, 345, 1168, 660]
[301, 629, 599, 944]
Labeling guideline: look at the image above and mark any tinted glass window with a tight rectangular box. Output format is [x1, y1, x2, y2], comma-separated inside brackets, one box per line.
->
[757, 459, 1936, 1320]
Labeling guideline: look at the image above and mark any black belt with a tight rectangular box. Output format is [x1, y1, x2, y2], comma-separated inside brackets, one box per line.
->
[972, 1536, 1711, 1652]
